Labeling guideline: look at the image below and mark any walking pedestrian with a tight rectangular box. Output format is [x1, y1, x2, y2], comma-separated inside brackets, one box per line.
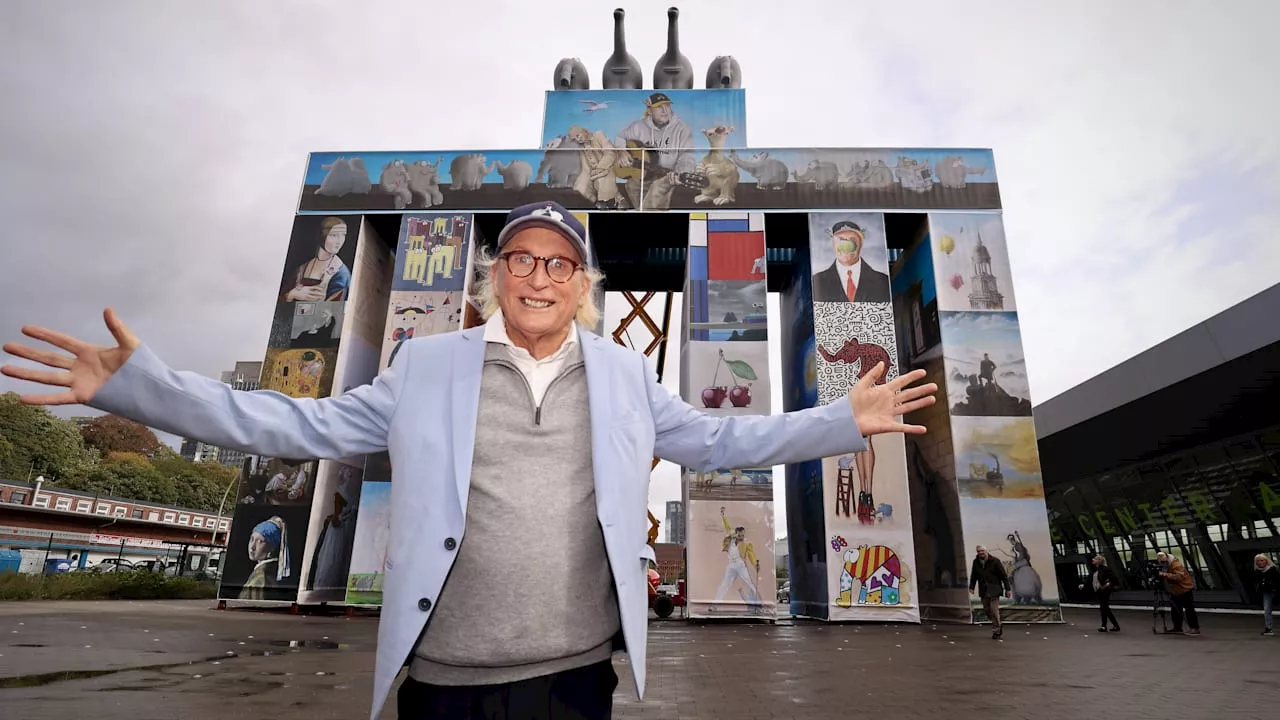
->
[1089, 554, 1120, 632]
[1156, 551, 1201, 636]
[969, 545, 1011, 639]
[1255, 554, 1278, 637]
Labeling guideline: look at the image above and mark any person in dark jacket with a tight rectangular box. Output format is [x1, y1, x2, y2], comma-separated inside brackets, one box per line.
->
[1087, 554, 1120, 632]
[1256, 554, 1278, 636]
[969, 545, 1011, 639]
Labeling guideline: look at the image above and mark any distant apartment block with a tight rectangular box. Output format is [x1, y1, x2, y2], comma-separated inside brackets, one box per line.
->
[179, 361, 263, 468]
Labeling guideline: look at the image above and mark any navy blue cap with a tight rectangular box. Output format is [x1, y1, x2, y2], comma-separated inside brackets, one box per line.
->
[496, 201, 590, 264]
[831, 220, 864, 236]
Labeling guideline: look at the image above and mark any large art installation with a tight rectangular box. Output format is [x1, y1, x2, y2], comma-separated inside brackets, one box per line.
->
[217, 7, 1060, 626]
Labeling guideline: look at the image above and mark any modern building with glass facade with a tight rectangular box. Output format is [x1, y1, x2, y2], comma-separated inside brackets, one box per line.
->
[1036, 281, 1279, 609]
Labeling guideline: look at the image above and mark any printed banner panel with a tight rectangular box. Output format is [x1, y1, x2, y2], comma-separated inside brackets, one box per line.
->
[683, 500, 776, 618]
[294, 220, 393, 604]
[297, 460, 365, 604]
[217, 456, 314, 601]
[343, 217, 475, 606]
[299, 150, 630, 213]
[681, 211, 776, 621]
[952, 412, 1059, 620]
[939, 311, 1034, 417]
[822, 438, 919, 623]
[807, 212, 919, 623]
[960, 495, 1062, 624]
[928, 213, 1017, 313]
[541, 89, 748, 151]
[656, 148, 999, 211]
[219, 215, 379, 601]
[298, 147, 999, 213]
[275, 214, 362, 303]
[346, 481, 391, 605]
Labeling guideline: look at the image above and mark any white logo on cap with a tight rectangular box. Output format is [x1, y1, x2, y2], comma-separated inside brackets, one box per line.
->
[531, 204, 564, 223]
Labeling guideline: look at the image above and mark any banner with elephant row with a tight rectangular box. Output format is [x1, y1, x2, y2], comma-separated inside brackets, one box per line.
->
[297, 147, 1000, 215]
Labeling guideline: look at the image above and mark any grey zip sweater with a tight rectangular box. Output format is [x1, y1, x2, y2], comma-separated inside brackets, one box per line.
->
[410, 342, 619, 685]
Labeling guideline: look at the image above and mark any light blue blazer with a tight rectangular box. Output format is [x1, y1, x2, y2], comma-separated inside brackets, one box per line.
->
[89, 324, 866, 719]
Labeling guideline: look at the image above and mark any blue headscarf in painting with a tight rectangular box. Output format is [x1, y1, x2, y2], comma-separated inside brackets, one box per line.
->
[252, 515, 291, 581]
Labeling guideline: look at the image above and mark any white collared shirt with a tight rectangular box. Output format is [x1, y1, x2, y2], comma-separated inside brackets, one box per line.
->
[835, 259, 863, 299]
[483, 309, 580, 406]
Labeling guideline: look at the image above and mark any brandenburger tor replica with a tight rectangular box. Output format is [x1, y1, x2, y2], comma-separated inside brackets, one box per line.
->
[218, 7, 1061, 628]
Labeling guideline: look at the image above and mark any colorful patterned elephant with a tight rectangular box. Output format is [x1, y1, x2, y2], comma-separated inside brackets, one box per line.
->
[837, 544, 902, 607]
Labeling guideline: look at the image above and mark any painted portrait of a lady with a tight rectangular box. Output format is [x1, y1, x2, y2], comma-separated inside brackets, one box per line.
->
[280, 216, 352, 303]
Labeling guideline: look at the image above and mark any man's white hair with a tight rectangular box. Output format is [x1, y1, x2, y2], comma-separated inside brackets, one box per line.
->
[469, 245, 605, 329]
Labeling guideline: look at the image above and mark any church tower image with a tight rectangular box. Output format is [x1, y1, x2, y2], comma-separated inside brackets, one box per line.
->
[967, 229, 1005, 310]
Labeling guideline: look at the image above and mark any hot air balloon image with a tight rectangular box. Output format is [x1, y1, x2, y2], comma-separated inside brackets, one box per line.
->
[939, 234, 955, 255]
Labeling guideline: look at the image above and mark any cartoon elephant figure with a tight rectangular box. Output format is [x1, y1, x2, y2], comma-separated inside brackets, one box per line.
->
[494, 159, 533, 191]
[729, 150, 788, 190]
[379, 160, 412, 210]
[449, 154, 493, 191]
[316, 157, 372, 197]
[536, 136, 583, 189]
[705, 55, 742, 89]
[791, 159, 840, 191]
[934, 156, 987, 189]
[552, 57, 590, 90]
[407, 158, 444, 209]
[837, 545, 902, 607]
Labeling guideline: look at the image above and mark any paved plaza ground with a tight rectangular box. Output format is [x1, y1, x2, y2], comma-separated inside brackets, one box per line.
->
[0, 600, 1272, 719]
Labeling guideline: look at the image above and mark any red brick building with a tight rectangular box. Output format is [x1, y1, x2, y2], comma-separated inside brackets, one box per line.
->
[0, 480, 227, 574]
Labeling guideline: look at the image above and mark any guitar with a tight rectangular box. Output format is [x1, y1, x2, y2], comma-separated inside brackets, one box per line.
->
[613, 139, 707, 188]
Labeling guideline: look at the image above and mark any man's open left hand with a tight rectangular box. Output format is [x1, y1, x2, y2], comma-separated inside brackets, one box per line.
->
[846, 362, 937, 437]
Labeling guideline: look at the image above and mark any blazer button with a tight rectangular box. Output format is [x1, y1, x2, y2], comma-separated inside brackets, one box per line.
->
[444, 537, 457, 551]
[418, 598, 432, 612]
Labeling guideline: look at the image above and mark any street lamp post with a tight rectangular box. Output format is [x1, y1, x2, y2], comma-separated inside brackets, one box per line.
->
[211, 475, 239, 548]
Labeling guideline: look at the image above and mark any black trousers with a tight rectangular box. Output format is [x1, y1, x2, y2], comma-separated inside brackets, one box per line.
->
[397, 660, 618, 720]
[1098, 590, 1119, 628]
[1169, 591, 1200, 631]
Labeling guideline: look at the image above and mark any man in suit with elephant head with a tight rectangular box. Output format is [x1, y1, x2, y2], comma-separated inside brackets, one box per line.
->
[811, 219, 892, 303]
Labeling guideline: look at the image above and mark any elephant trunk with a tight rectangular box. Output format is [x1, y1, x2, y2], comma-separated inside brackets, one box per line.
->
[717, 57, 732, 87]
[557, 64, 573, 89]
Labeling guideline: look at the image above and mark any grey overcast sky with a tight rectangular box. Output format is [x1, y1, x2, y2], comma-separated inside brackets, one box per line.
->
[2, 2, 1278, 532]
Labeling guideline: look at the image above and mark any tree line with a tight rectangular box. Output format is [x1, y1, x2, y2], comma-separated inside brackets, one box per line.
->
[0, 392, 238, 512]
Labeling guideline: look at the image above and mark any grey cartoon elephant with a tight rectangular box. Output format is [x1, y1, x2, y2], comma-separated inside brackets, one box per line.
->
[407, 157, 444, 208]
[705, 55, 742, 89]
[536, 135, 583, 189]
[495, 159, 533, 191]
[934, 156, 987, 189]
[792, 159, 840, 191]
[729, 150, 788, 190]
[379, 160, 412, 209]
[449, 154, 494, 191]
[315, 157, 371, 197]
[552, 57, 590, 90]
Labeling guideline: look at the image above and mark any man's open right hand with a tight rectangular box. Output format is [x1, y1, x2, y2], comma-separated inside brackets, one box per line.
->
[1, 308, 140, 406]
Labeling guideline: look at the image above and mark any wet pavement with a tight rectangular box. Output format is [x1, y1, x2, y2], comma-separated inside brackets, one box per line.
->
[0, 600, 1273, 719]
